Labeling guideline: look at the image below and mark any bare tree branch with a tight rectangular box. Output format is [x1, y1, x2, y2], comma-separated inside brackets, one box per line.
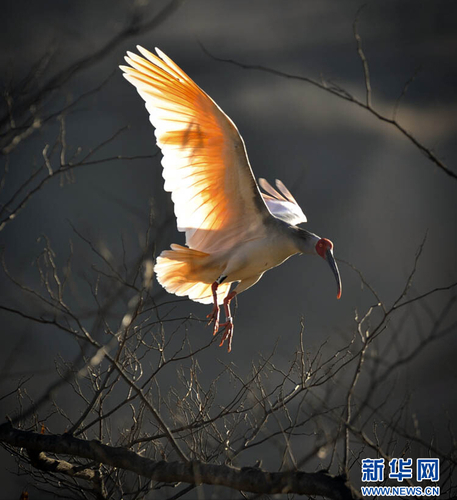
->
[27, 449, 108, 500]
[199, 44, 457, 181]
[0, 423, 360, 500]
[0, 0, 186, 153]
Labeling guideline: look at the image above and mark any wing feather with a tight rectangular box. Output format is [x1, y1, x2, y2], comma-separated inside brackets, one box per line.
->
[121, 47, 271, 253]
[258, 178, 307, 225]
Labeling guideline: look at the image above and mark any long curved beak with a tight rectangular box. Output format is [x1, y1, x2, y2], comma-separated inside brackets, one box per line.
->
[325, 248, 342, 299]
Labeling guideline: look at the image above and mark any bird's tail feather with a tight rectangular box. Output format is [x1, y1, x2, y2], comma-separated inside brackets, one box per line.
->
[155, 244, 230, 305]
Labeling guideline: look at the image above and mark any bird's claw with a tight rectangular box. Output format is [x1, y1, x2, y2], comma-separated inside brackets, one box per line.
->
[218, 317, 234, 352]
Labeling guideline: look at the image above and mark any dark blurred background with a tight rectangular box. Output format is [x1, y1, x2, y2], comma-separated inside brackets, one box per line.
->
[1, 0, 456, 496]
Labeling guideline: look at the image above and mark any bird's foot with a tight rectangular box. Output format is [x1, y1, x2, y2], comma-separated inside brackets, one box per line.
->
[206, 304, 220, 335]
[218, 317, 234, 352]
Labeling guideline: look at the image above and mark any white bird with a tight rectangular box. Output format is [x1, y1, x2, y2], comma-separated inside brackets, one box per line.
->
[120, 47, 341, 352]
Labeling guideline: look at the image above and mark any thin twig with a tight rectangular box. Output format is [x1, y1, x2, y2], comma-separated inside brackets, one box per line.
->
[353, 5, 372, 108]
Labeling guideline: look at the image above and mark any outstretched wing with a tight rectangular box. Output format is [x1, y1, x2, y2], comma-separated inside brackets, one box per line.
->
[259, 178, 307, 225]
[120, 47, 271, 254]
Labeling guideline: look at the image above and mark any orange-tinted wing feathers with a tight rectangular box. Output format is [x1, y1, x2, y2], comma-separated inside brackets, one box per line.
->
[120, 47, 270, 254]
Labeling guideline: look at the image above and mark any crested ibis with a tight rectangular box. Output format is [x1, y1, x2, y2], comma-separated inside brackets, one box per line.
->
[120, 47, 341, 352]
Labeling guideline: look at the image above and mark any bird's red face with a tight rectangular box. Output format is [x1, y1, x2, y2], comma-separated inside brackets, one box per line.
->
[315, 238, 342, 299]
[316, 238, 333, 259]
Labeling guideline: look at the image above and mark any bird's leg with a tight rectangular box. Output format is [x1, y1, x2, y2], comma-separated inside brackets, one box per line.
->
[207, 275, 227, 334]
[219, 291, 237, 352]
[206, 281, 220, 334]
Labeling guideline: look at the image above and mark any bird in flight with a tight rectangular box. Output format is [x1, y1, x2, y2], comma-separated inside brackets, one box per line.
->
[120, 47, 341, 352]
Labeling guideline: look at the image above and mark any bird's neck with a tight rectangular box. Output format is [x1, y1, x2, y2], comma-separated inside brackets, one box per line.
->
[287, 225, 320, 255]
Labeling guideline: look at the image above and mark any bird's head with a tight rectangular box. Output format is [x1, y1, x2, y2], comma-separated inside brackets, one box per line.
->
[315, 238, 342, 299]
